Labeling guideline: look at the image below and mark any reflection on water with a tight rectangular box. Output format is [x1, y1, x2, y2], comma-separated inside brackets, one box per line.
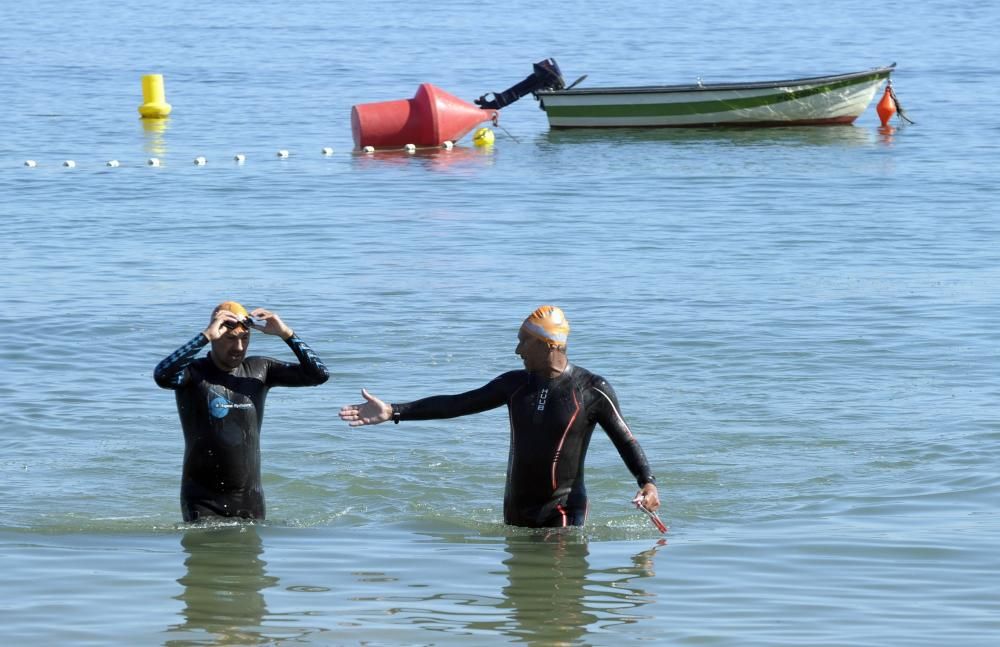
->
[541, 124, 876, 148]
[346, 530, 664, 643]
[878, 124, 897, 146]
[349, 144, 495, 172]
[141, 118, 169, 156]
[164, 524, 278, 646]
[498, 533, 662, 643]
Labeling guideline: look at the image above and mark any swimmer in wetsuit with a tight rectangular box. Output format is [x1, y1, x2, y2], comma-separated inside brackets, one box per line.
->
[155, 301, 329, 522]
[339, 305, 660, 528]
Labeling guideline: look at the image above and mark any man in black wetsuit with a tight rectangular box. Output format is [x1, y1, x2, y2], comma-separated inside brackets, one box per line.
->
[339, 305, 660, 528]
[155, 301, 329, 522]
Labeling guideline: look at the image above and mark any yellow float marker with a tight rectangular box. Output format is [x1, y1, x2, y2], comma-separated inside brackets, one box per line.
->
[138, 74, 172, 119]
[472, 127, 494, 147]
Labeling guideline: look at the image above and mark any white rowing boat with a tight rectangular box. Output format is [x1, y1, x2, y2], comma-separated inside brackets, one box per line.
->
[533, 64, 895, 128]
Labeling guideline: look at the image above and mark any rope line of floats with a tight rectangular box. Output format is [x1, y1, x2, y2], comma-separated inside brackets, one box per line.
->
[18, 73, 498, 169]
[19, 142, 477, 169]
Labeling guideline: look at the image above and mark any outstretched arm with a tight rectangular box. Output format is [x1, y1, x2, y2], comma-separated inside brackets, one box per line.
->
[339, 389, 392, 426]
[339, 374, 514, 428]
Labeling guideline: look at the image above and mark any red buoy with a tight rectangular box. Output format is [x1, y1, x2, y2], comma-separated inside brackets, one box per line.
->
[351, 84, 499, 150]
[876, 85, 897, 127]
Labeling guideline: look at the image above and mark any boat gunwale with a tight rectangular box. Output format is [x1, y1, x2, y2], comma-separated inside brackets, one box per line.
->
[536, 64, 896, 98]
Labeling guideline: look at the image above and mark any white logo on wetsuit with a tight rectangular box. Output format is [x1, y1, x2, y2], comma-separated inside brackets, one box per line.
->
[537, 387, 549, 411]
[209, 390, 254, 419]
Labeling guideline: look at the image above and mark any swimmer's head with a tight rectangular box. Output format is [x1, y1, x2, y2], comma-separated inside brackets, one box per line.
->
[520, 305, 570, 349]
[210, 301, 252, 371]
[212, 300, 252, 331]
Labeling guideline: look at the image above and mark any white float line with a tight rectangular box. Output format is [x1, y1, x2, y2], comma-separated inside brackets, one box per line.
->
[19, 142, 464, 168]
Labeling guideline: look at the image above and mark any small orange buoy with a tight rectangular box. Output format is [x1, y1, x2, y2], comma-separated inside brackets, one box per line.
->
[876, 84, 897, 127]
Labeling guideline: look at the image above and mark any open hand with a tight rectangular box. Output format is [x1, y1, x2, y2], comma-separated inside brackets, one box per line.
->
[339, 389, 392, 426]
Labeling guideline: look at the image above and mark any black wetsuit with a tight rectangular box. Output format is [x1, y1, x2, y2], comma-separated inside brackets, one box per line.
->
[392, 364, 655, 528]
[154, 333, 329, 522]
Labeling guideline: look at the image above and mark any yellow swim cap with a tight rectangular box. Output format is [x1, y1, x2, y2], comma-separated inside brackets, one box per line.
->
[213, 301, 250, 319]
[212, 300, 249, 321]
[521, 305, 570, 348]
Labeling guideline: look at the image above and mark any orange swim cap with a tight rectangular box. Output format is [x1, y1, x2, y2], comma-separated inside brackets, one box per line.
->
[521, 305, 570, 348]
[212, 300, 249, 321]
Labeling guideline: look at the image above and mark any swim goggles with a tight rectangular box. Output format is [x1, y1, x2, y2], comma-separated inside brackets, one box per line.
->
[222, 316, 265, 331]
[633, 497, 667, 534]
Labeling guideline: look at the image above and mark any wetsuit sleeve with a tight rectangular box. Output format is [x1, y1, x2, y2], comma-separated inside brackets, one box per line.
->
[263, 334, 330, 387]
[592, 379, 656, 487]
[153, 333, 208, 389]
[394, 374, 512, 421]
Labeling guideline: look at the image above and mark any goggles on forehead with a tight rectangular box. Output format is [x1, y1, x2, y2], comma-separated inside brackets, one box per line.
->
[221, 318, 251, 332]
[222, 316, 264, 331]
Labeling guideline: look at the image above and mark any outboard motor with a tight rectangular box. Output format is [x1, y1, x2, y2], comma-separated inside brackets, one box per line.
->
[475, 59, 566, 110]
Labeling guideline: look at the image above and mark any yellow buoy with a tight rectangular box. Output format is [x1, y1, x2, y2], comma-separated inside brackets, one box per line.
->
[472, 127, 495, 147]
[138, 74, 172, 119]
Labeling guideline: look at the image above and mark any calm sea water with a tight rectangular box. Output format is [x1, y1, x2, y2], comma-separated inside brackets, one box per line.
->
[2, 1, 999, 645]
